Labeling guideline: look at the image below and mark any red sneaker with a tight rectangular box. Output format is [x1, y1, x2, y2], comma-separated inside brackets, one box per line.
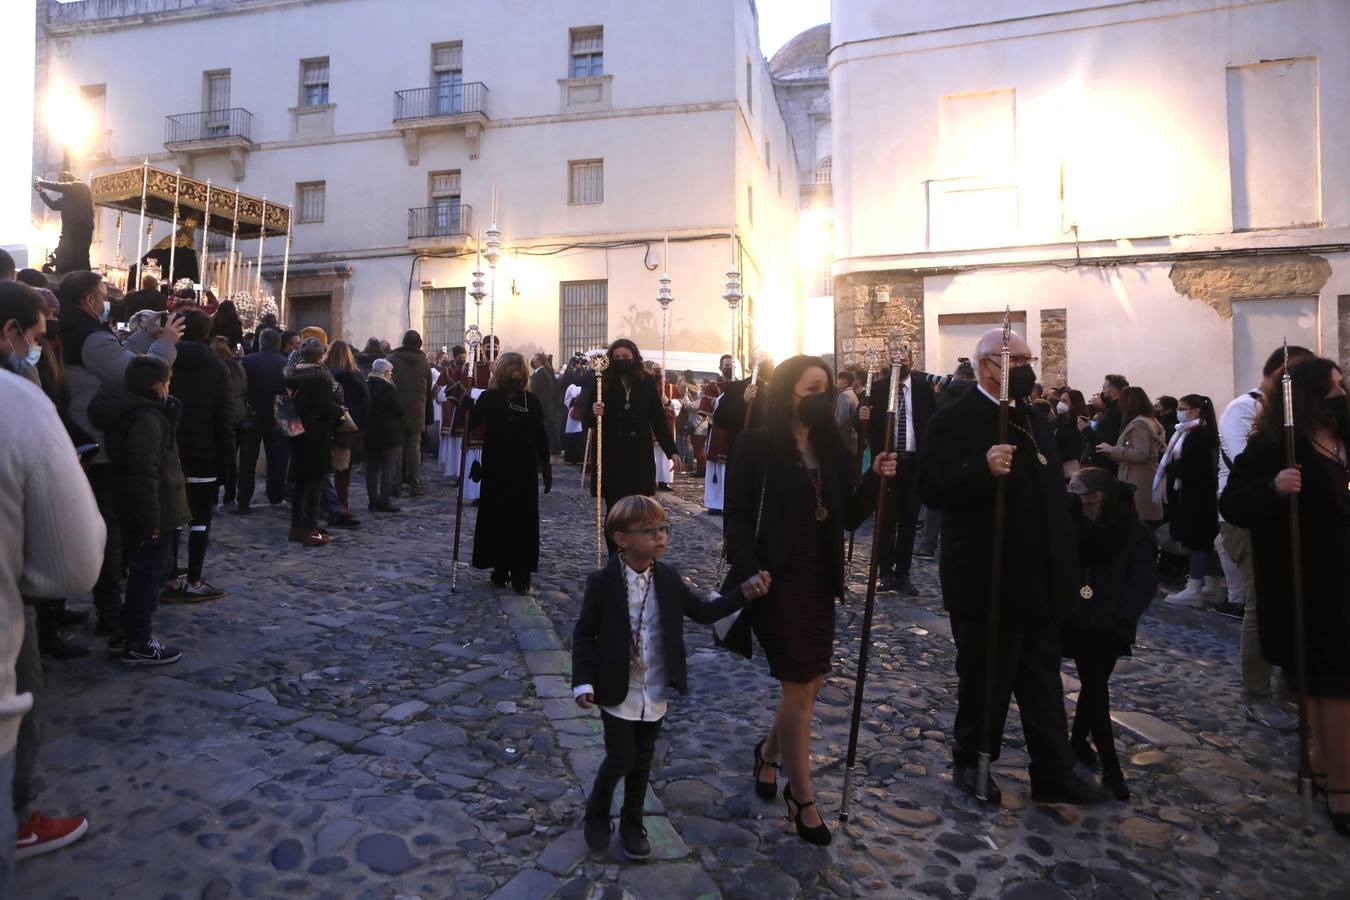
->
[16, 811, 88, 860]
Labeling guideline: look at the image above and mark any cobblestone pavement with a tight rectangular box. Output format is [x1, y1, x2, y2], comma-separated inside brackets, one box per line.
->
[18, 460, 1350, 899]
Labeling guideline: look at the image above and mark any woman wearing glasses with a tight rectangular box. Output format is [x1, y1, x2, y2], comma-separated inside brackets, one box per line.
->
[720, 355, 897, 845]
[470, 352, 552, 594]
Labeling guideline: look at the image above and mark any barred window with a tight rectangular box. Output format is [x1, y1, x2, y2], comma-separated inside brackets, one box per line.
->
[296, 181, 325, 224]
[301, 57, 329, 106]
[428, 170, 462, 235]
[568, 159, 604, 205]
[422, 287, 466, 355]
[560, 280, 607, 361]
[570, 27, 603, 78]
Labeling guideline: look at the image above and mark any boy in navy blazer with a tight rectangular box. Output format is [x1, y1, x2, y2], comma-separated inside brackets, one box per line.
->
[572, 495, 769, 859]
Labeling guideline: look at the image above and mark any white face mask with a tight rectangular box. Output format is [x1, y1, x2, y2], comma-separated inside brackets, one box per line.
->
[1056, 401, 1069, 415]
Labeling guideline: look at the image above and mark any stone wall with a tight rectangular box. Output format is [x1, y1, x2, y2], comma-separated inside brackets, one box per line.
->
[1039, 307, 1067, 386]
[833, 270, 925, 371]
[1339, 295, 1350, 374]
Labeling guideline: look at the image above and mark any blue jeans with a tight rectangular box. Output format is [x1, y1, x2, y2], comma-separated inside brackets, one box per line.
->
[0, 749, 16, 897]
[322, 475, 342, 523]
[1188, 548, 1220, 580]
[123, 534, 172, 646]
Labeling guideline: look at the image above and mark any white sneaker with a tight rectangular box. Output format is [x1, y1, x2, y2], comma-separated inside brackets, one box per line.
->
[1164, 578, 1206, 608]
[1244, 701, 1298, 732]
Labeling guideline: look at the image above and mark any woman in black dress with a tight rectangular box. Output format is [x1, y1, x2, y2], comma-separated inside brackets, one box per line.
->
[720, 355, 896, 845]
[1160, 393, 1221, 607]
[1221, 357, 1350, 837]
[286, 338, 343, 547]
[470, 352, 551, 593]
[1063, 467, 1157, 800]
[583, 339, 681, 548]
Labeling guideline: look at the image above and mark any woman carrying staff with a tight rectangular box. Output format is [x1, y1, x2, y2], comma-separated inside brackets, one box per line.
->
[470, 352, 552, 593]
[719, 354, 896, 846]
[1221, 357, 1350, 838]
[583, 339, 682, 548]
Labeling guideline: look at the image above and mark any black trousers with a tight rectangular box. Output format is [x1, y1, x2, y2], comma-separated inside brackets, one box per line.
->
[237, 428, 291, 508]
[86, 464, 123, 627]
[1072, 647, 1123, 781]
[952, 615, 1075, 784]
[585, 711, 663, 820]
[173, 479, 217, 583]
[292, 475, 324, 530]
[876, 456, 922, 582]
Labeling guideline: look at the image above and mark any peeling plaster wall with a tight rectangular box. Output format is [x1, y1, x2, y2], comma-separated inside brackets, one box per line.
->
[1168, 255, 1333, 319]
[833, 270, 925, 371]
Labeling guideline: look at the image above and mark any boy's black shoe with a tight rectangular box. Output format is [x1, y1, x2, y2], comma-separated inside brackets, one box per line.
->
[953, 764, 1002, 806]
[120, 639, 182, 667]
[583, 815, 611, 852]
[1030, 771, 1110, 805]
[618, 811, 650, 860]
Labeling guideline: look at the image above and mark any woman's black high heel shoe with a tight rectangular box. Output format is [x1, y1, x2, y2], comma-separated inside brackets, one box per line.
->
[783, 782, 831, 846]
[753, 738, 779, 800]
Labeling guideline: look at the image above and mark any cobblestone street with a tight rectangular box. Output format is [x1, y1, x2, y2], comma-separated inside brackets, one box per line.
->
[18, 463, 1350, 899]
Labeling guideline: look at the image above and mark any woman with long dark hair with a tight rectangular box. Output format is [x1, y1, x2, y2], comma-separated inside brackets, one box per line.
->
[1064, 466, 1157, 800]
[583, 340, 681, 539]
[1221, 357, 1350, 837]
[720, 354, 896, 845]
[325, 340, 368, 527]
[286, 338, 343, 547]
[210, 335, 248, 508]
[1156, 393, 1221, 607]
[209, 299, 244, 349]
[1096, 386, 1165, 525]
[1055, 388, 1088, 480]
[470, 352, 551, 593]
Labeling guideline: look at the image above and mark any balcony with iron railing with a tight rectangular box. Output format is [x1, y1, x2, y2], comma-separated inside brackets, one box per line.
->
[408, 204, 473, 250]
[394, 83, 489, 123]
[164, 108, 253, 146]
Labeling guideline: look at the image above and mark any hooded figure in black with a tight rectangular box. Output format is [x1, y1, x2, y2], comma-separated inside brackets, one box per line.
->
[1063, 467, 1157, 801]
[470, 352, 551, 593]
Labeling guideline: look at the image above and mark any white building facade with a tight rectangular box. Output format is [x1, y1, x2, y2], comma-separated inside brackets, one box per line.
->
[831, 0, 1350, 402]
[33, 0, 800, 369]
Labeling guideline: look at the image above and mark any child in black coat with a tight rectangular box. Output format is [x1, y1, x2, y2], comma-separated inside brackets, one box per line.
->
[572, 495, 769, 859]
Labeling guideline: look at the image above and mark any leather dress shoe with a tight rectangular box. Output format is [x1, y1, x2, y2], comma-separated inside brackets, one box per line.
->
[1030, 771, 1111, 805]
[953, 764, 1002, 806]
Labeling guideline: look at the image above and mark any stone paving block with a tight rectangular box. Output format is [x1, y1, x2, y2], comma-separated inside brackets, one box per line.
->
[239, 686, 278, 704]
[294, 715, 372, 747]
[356, 734, 433, 763]
[244, 701, 308, 724]
[1112, 711, 1199, 747]
[516, 627, 563, 651]
[617, 860, 716, 898]
[202, 767, 275, 804]
[303, 613, 350, 629]
[488, 866, 559, 900]
[142, 676, 255, 710]
[524, 650, 569, 675]
[531, 674, 573, 699]
[536, 828, 590, 875]
[382, 699, 430, 723]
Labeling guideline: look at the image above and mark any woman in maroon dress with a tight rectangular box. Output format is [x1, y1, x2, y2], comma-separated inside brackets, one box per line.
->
[720, 355, 896, 845]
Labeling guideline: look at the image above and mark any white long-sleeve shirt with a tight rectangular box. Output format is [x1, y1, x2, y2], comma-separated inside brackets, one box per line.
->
[573, 560, 668, 722]
[1218, 389, 1264, 495]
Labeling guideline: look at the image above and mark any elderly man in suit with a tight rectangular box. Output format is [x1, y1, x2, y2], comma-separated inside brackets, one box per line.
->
[916, 328, 1108, 807]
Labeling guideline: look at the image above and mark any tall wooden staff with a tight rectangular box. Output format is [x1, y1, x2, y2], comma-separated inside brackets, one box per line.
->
[840, 342, 902, 822]
[1282, 339, 1314, 813]
[847, 349, 882, 570]
[589, 353, 611, 568]
[976, 308, 1014, 801]
[450, 325, 484, 593]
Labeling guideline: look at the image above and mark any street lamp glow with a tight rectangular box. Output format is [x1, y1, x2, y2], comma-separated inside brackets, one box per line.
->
[44, 85, 92, 156]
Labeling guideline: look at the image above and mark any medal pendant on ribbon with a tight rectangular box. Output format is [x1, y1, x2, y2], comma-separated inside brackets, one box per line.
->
[814, 505, 828, 523]
[624, 403, 631, 410]
[1079, 585, 1094, 600]
[1036, 452, 1047, 466]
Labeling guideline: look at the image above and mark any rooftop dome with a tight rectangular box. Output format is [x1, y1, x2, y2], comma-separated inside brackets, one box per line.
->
[769, 22, 829, 81]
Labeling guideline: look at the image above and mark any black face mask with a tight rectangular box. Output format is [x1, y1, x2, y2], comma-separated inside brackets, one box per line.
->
[721, 367, 735, 379]
[797, 392, 834, 430]
[1329, 394, 1349, 432]
[1009, 365, 1036, 400]
[610, 358, 636, 375]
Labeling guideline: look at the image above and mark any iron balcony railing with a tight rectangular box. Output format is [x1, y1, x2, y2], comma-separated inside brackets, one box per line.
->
[409, 204, 473, 241]
[164, 108, 253, 144]
[393, 83, 488, 122]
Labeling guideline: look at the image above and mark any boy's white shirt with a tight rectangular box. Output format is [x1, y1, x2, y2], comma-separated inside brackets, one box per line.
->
[574, 558, 669, 722]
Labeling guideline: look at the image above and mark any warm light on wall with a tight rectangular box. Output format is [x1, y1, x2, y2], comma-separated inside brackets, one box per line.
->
[44, 83, 93, 158]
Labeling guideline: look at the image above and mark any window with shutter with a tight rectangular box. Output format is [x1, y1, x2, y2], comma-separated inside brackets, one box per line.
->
[559, 281, 607, 360]
[568, 160, 604, 204]
[422, 287, 466, 353]
[432, 43, 464, 114]
[296, 182, 325, 224]
[301, 57, 330, 106]
[569, 27, 603, 78]
[428, 171, 462, 235]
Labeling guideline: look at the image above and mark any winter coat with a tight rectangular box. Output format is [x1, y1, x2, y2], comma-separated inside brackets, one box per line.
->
[1221, 435, 1350, 687]
[387, 346, 432, 432]
[363, 376, 405, 451]
[285, 364, 342, 480]
[1165, 425, 1219, 550]
[1061, 485, 1158, 659]
[333, 369, 369, 451]
[470, 389, 551, 574]
[59, 309, 177, 464]
[581, 372, 678, 500]
[240, 349, 288, 431]
[88, 384, 190, 542]
[169, 340, 235, 476]
[1101, 415, 1165, 522]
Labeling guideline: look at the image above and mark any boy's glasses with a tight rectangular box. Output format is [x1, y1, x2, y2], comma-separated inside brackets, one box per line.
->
[624, 525, 670, 539]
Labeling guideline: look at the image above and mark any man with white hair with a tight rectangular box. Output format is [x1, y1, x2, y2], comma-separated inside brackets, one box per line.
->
[917, 328, 1108, 807]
